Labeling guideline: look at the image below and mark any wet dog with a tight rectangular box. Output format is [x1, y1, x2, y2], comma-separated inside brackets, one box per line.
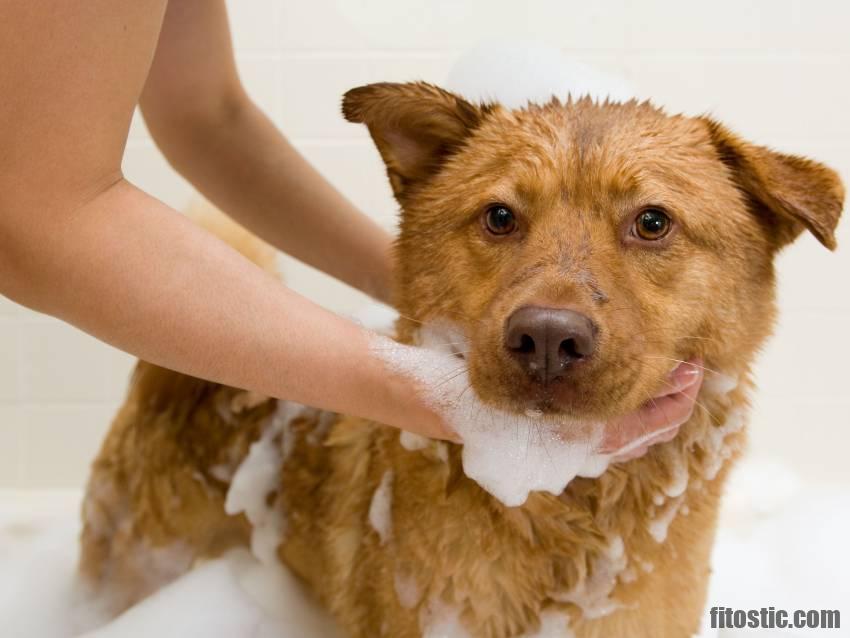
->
[80, 83, 844, 637]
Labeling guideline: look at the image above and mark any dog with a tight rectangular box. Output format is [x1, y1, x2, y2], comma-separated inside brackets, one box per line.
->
[79, 82, 844, 637]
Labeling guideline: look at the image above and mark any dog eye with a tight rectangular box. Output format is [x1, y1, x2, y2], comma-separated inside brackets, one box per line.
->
[484, 205, 518, 236]
[634, 208, 672, 241]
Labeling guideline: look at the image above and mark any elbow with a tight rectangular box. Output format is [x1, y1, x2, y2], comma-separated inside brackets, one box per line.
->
[0, 228, 36, 310]
[0, 163, 124, 313]
[0, 202, 46, 310]
[0, 201, 25, 302]
[0, 251, 62, 318]
[0, 188, 90, 312]
[141, 85, 252, 168]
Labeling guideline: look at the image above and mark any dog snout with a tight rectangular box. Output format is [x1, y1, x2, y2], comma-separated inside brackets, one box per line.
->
[504, 306, 597, 384]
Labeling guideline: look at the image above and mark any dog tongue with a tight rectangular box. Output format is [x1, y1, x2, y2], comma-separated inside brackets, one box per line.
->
[599, 361, 704, 460]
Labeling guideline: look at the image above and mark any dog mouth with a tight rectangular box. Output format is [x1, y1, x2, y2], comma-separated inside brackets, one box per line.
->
[447, 356, 705, 507]
[395, 324, 707, 504]
[438, 323, 703, 456]
[453, 339, 703, 430]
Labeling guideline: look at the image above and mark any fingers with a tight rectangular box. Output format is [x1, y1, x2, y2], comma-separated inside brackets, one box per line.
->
[600, 362, 704, 456]
[397, 400, 462, 443]
[389, 356, 706, 453]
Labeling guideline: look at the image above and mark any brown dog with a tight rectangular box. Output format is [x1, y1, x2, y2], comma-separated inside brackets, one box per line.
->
[79, 83, 844, 637]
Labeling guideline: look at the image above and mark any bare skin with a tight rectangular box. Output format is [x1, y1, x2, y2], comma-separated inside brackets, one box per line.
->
[0, 0, 682, 447]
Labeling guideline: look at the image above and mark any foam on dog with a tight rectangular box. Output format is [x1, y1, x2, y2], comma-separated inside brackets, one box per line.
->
[372, 322, 638, 507]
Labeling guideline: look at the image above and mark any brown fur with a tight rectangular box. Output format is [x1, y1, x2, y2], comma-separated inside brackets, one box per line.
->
[80, 84, 844, 637]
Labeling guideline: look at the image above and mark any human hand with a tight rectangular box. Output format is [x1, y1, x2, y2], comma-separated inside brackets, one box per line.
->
[600, 360, 704, 462]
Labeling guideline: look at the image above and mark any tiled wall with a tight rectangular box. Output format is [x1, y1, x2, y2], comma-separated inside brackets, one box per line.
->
[2, 0, 849, 487]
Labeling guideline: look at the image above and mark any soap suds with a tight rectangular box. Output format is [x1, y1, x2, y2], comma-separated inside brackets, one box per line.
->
[393, 570, 421, 609]
[663, 453, 689, 498]
[619, 567, 638, 584]
[648, 496, 684, 543]
[520, 610, 574, 637]
[419, 602, 572, 638]
[6, 455, 850, 637]
[214, 394, 236, 425]
[209, 463, 235, 483]
[82, 481, 127, 540]
[225, 401, 304, 564]
[700, 408, 746, 481]
[133, 541, 194, 593]
[368, 471, 394, 545]
[435, 443, 449, 463]
[306, 409, 338, 446]
[420, 598, 470, 638]
[636, 558, 654, 573]
[230, 390, 270, 414]
[372, 321, 681, 507]
[373, 324, 609, 506]
[553, 536, 626, 620]
[694, 369, 745, 481]
[702, 372, 739, 397]
[400, 431, 430, 451]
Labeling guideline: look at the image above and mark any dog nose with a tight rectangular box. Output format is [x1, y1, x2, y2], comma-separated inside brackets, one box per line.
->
[504, 306, 597, 383]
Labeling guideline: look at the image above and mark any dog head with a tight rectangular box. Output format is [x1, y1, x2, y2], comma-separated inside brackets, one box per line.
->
[344, 82, 843, 422]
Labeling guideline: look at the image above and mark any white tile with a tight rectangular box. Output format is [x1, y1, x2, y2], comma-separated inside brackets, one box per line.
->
[20, 404, 116, 489]
[294, 142, 398, 223]
[11, 0, 849, 493]
[624, 0, 802, 52]
[625, 54, 850, 149]
[11, 305, 56, 323]
[122, 141, 195, 212]
[743, 142, 850, 316]
[790, 0, 850, 54]
[237, 55, 281, 121]
[277, 0, 628, 52]
[0, 406, 24, 487]
[127, 107, 150, 141]
[277, 55, 454, 140]
[0, 320, 21, 403]
[18, 322, 136, 404]
[226, 0, 281, 51]
[774, 217, 850, 313]
[278, 254, 375, 315]
[126, 57, 280, 177]
[130, 57, 278, 141]
[753, 308, 850, 400]
[749, 394, 850, 485]
[275, 51, 633, 144]
[809, 144, 850, 184]
[0, 295, 24, 317]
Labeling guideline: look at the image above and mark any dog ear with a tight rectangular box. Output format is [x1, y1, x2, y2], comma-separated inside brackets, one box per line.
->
[342, 82, 489, 200]
[702, 118, 844, 250]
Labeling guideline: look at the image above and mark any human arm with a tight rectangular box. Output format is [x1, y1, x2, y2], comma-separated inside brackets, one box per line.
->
[0, 0, 447, 438]
[0, 0, 693, 452]
[138, 0, 394, 303]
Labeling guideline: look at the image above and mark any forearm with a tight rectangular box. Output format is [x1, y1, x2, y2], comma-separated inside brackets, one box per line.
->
[2, 179, 439, 435]
[143, 98, 395, 303]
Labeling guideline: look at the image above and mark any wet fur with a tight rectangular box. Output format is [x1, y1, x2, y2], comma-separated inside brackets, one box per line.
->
[80, 87, 843, 637]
